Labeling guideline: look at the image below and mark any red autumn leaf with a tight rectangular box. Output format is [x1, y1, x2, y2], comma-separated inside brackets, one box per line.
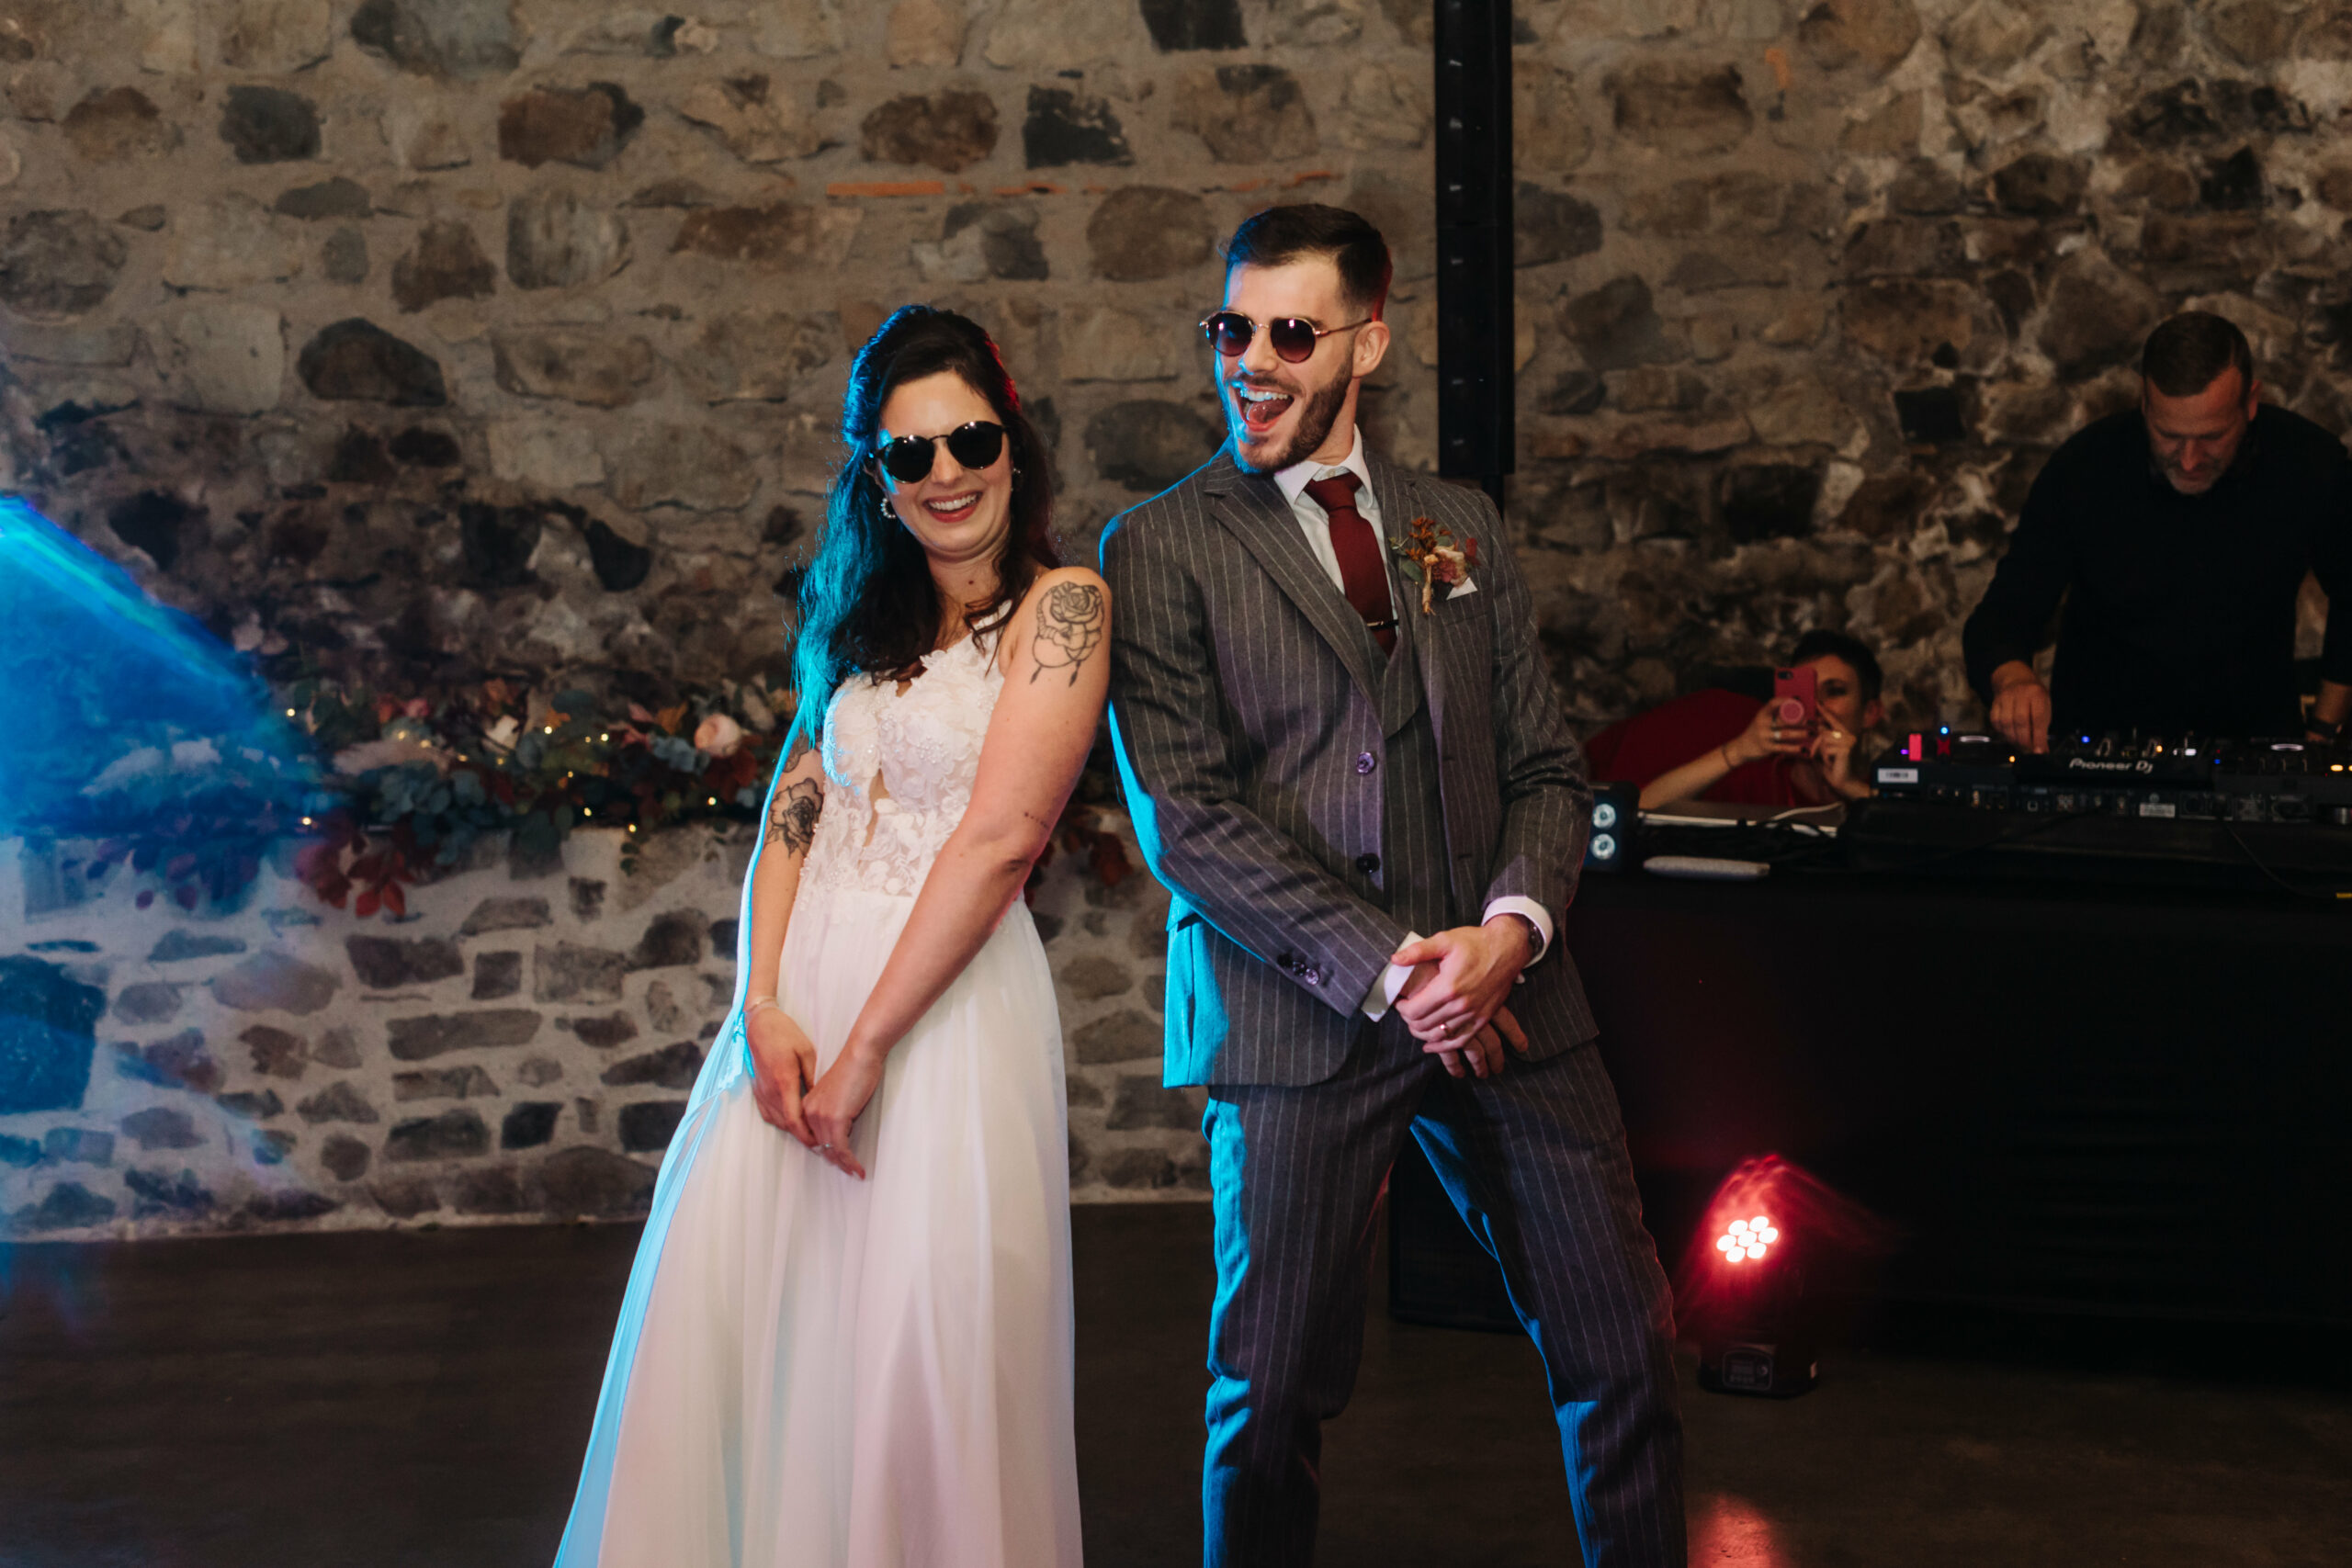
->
[1088, 830, 1131, 888]
[356, 888, 379, 919]
[382, 882, 407, 919]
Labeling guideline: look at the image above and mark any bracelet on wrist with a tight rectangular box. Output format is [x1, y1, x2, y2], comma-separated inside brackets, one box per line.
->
[744, 996, 782, 1020]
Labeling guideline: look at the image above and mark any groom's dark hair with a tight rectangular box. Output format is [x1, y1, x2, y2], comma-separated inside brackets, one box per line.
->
[1224, 205, 1393, 321]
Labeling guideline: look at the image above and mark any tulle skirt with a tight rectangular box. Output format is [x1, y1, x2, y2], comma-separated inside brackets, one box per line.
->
[554, 888, 1080, 1568]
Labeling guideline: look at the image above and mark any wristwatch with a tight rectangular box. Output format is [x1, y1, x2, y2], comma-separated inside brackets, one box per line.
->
[1498, 911, 1544, 961]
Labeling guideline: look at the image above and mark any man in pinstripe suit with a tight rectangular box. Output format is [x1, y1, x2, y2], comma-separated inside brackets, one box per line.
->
[1101, 206, 1685, 1566]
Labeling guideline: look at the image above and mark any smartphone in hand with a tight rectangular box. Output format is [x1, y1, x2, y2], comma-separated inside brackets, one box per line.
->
[1771, 665, 1817, 732]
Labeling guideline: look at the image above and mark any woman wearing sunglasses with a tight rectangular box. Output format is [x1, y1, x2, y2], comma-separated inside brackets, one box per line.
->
[555, 306, 1102, 1567]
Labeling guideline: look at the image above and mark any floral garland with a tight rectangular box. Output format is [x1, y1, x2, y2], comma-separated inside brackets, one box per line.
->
[50, 673, 1130, 919]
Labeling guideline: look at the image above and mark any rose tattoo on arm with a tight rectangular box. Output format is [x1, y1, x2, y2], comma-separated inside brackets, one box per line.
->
[1030, 581, 1105, 687]
[767, 777, 822, 857]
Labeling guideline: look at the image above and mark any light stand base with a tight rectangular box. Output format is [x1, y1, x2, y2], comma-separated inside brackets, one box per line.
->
[1698, 1337, 1818, 1398]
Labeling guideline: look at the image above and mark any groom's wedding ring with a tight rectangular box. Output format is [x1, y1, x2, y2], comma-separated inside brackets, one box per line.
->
[817, 1143, 832, 1152]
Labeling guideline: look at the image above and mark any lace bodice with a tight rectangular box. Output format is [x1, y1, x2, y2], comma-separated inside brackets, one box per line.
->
[804, 633, 1005, 897]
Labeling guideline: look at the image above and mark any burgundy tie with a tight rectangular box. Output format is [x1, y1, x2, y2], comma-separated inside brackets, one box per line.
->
[1304, 472, 1396, 654]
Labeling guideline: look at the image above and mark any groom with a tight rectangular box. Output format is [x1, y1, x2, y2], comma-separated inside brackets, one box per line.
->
[1101, 205, 1685, 1565]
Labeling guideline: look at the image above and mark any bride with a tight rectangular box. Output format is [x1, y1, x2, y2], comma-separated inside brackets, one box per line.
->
[554, 306, 1106, 1567]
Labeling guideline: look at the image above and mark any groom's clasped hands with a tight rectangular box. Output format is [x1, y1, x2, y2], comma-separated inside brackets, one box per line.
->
[1390, 918, 1534, 1080]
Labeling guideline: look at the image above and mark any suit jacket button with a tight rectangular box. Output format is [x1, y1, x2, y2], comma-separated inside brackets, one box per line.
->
[1304, 968, 1322, 986]
[1277, 951, 1295, 969]
[1355, 852, 1381, 874]
[1356, 751, 1376, 775]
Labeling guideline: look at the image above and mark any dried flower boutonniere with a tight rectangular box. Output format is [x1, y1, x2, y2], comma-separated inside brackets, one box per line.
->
[1387, 516, 1479, 615]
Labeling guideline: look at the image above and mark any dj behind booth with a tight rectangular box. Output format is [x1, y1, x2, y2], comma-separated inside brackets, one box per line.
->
[1962, 310, 2352, 750]
[1391, 315, 2352, 1359]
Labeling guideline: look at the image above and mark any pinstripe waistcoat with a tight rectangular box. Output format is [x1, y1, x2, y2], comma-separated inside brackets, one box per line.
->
[1102, 441, 1598, 1089]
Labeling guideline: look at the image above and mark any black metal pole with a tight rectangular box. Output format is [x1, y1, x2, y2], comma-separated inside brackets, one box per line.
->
[1432, 0, 1514, 517]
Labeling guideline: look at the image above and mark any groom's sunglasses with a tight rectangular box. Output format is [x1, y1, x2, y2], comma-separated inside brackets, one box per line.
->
[1200, 310, 1370, 364]
[874, 421, 1007, 484]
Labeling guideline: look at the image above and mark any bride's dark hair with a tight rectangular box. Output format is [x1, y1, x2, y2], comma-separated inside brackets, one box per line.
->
[786, 306, 1057, 758]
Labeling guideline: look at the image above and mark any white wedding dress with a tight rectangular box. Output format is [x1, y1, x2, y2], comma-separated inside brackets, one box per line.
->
[555, 632, 1082, 1568]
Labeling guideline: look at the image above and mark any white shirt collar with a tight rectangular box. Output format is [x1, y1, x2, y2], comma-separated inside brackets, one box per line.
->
[1272, 423, 1370, 509]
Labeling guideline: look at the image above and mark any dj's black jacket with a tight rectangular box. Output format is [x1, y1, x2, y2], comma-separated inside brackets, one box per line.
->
[1962, 405, 2352, 739]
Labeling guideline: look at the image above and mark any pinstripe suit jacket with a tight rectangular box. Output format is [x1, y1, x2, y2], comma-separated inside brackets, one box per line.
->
[1102, 440, 1598, 1089]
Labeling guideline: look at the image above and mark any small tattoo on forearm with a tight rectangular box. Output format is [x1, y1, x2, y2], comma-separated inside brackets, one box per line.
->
[1030, 581, 1105, 687]
[1023, 809, 1055, 833]
[768, 778, 821, 857]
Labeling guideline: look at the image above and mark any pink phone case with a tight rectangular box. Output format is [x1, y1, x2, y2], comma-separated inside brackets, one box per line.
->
[1771, 666, 1817, 729]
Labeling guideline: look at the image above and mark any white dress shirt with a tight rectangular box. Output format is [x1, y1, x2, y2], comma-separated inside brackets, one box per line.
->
[1273, 425, 1555, 1021]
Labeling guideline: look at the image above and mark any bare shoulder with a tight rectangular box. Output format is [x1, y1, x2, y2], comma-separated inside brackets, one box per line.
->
[1002, 566, 1111, 687]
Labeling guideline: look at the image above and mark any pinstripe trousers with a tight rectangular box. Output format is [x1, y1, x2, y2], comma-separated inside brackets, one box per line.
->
[1200, 1026, 1686, 1567]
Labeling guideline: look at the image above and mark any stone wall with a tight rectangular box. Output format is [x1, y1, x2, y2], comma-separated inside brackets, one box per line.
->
[3, 2, 2346, 738]
[0, 818, 1194, 1238]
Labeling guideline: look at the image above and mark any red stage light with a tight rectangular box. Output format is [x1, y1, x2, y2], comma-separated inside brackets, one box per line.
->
[1714, 1215, 1781, 1265]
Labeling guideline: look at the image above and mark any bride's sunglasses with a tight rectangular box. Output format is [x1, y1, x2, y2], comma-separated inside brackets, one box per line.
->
[874, 420, 1007, 484]
[1199, 310, 1370, 364]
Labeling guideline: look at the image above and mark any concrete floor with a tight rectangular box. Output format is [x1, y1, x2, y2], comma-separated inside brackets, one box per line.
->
[2, 1206, 2346, 1567]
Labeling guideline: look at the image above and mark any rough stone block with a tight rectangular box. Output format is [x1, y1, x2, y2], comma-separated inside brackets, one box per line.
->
[1023, 85, 1130, 168]
[216, 1089, 285, 1120]
[1141, 0, 1247, 51]
[601, 1042, 703, 1089]
[390, 220, 496, 312]
[1560, 276, 1678, 372]
[370, 1176, 442, 1217]
[618, 1100, 687, 1152]
[386, 1009, 543, 1060]
[1106, 1075, 1201, 1131]
[472, 951, 522, 1000]
[453, 1165, 526, 1212]
[0, 209, 127, 321]
[314, 1028, 364, 1068]
[17, 1181, 118, 1231]
[63, 87, 175, 164]
[515, 1055, 563, 1087]
[506, 189, 630, 289]
[121, 1106, 202, 1151]
[346, 935, 466, 989]
[1606, 62, 1751, 156]
[491, 330, 654, 408]
[710, 919, 740, 959]
[684, 310, 836, 401]
[501, 1101, 560, 1149]
[126, 1167, 214, 1217]
[296, 1080, 379, 1124]
[1057, 955, 1135, 1000]
[568, 1012, 639, 1049]
[156, 303, 287, 416]
[349, 0, 520, 80]
[393, 1065, 498, 1100]
[112, 982, 185, 1026]
[679, 75, 820, 164]
[627, 911, 708, 972]
[223, 0, 334, 73]
[245, 1189, 340, 1221]
[533, 1146, 656, 1215]
[1798, 0, 1923, 74]
[498, 83, 641, 170]
[0, 957, 104, 1115]
[1086, 401, 1221, 493]
[219, 85, 321, 164]
[459, 897, 551, 940]
[861, 89, 999, 173]
[608, 425, 756, 512]
[1515, 184, 1602, 268]
[385, 1108, 490, 1161]
[672, 202, 857, 271]
[150, 931, 247, 964]
[0, 1134, 39, 1168]
[1070, 1007, 1161, 1065]
[297, 319, 447, 406]
[321, 1134, 371, 1181]
[242, 1025, 310, 1078]
[1173, 66, 1316, 164]
[488, 421, 605, 488]
[570, 879, 607, 921]
[42, 1127, 114, 1165]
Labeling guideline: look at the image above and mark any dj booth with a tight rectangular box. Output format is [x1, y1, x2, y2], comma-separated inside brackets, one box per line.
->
[1390, 742, 2352, 1340]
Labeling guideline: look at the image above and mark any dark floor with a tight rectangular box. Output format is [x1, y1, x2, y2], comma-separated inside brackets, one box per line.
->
[2, 1207, 2346, 1567]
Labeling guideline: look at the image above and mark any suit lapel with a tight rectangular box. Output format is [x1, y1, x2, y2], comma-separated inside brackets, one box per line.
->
[1203, 443, 1384, 707]
[1365, 454, 1453, 750]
